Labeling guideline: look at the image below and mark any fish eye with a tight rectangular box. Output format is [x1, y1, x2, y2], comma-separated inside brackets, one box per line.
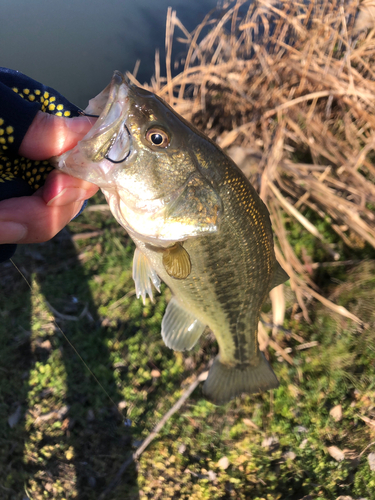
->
[145, 128, 170, 148]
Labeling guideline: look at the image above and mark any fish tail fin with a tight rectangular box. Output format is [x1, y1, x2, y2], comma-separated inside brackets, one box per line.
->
[202, 353, 279, 405]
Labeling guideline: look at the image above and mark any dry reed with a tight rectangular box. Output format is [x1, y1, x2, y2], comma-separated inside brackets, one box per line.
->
[128, 0, 375, 323]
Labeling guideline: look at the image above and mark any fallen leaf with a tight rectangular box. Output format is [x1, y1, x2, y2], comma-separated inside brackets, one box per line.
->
[178, 444, 186, 454]
[217, 456, 230, 469]
[299, 439, 308, 449]
[368, 452, 375, 471]
[359, 415, 375, 427]
[261, 436, 279, 448]
[295, 426, 308, 433]
[40, 339, 52, 350]
[288, 384, 301, 398]
[61, 418, 70, 431]
[207, 470, 217, 481]
[327, 445, 345, 462]
[8, 405, 22, 428]
[118, 401, 127, 411]
[329, 404, 342, 422]
[283, 451, 296, 460]
[87, 409, 95, 421]
[242, 418, 259, 429]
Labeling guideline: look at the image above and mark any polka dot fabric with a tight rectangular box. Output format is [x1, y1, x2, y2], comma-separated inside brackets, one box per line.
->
[0, 67, 81, 192]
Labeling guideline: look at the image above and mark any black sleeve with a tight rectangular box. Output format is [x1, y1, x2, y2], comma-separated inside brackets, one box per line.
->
[0, 68, 82, 263]
[0, 67, 81, 155]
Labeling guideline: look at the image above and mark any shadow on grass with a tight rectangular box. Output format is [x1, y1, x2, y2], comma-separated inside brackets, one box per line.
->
[0, 229, 139, 500]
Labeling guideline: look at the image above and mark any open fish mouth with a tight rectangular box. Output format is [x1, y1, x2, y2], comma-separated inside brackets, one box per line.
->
[80, 71, 133, 177]
[104, 122, 131, 164]
[52, 71, 133, 185]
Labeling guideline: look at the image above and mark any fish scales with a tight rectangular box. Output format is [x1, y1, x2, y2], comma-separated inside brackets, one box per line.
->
[139, 164, 273, 363]
[53, 71, 288, 404]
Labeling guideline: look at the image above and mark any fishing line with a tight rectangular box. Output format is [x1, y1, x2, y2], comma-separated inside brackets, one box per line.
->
[10, 258, 125, 421]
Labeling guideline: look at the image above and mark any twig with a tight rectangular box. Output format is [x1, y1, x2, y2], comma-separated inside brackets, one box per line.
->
[99, 370, 209, 499]
[71, 231, 104, 241]
[268, 338, 294, 365]
[260, 320, 305, 343]
[85, 204, 111, 212]
[268, 181, 340, 260]
[359, 441, 375, 457]
[295, 341, 319, 350]
[45, 301, 89, 322]
[264, 90, 345, 119]
[109, 290, 136, 310]
[359, 415, 375, 428]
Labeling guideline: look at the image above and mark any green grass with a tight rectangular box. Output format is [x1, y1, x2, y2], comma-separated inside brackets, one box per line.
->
[1, 192, 375, 499]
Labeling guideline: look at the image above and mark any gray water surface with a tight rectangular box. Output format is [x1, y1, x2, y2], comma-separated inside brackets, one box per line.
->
[2, 0, 218, 107]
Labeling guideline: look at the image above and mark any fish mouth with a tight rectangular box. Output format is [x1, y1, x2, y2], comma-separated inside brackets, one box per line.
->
[58, 71, 134, 184]
[83, 71, 132, 172]
[104, 122, 131, 164]
[51, 71, 134, 184]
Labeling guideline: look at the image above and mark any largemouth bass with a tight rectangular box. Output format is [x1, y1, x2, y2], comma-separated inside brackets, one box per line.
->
[52, 71, 288, 404]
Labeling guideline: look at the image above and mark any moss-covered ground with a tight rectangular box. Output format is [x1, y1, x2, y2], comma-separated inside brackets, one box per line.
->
[1, 192, 375, 500]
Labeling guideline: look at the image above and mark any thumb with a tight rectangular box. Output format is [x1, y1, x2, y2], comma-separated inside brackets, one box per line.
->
[18, 111, 96, 160]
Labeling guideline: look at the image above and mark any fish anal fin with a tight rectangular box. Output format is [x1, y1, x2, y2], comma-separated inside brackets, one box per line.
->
[162, 243, 191, 280]
[132, 247, 161, 305]
[202, 353, 279, 405]
[269, 261, 289, 291]
[162, 297, 205, 351]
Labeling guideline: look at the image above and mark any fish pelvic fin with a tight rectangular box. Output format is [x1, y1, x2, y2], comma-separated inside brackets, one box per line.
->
[269, 261, 289, 291]
[132, 247, 161, 305]
[162, 243, 191, 280]
[202, 353, 279, 405]
[162, 297, 206, 351]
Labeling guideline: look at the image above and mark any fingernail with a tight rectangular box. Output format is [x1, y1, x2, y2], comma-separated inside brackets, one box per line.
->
[0, 222, 27, 243]
[47, 188, 88, 206]
[66, 116, 97, 134]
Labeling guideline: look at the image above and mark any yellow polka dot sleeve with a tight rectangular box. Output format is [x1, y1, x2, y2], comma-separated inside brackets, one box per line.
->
[0, 67, 81, 193]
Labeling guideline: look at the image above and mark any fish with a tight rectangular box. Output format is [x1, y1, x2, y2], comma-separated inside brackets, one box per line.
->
[52, 71, 289, 405]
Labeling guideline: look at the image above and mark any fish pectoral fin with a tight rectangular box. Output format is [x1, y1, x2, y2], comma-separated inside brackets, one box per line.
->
[269, 261, 289, 291]
[162, 243, 191, 280]
[162, 297, 206, 351]
[164, 171, 223, 238]
[132, 247, 161, 305]
[202, 353, 279, 405]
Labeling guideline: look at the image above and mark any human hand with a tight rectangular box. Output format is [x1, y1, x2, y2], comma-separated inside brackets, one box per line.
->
[0, 111, 98, 244]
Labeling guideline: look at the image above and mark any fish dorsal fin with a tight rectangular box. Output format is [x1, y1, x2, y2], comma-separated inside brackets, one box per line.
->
[162, 297, 206, 351]
[162, 243, 191, 280]
[132, 247, 161, 304]
[269, 261, 289, 291]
